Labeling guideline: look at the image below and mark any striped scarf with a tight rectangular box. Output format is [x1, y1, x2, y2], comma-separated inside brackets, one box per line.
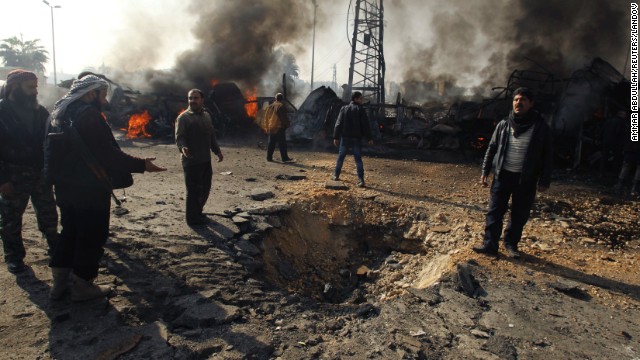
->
[51, 75, 109, 122]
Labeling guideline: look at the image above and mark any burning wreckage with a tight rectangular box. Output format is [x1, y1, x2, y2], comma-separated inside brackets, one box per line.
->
[73, 57, 628, 171]
[287, 57, 630, 169]
[59, 75, 271, 140]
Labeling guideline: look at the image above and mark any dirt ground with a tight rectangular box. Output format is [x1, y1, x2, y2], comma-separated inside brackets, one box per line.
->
[0, 131, 639, 360]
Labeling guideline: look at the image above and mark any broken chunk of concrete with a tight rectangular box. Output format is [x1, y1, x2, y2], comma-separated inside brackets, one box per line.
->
[250, 189, 275, 201]
[325, 180, 349, 190]
[275, 174, 307, 180]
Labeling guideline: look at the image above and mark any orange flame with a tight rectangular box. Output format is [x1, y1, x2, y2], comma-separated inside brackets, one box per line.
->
[126, 110, 153, 139]
[244, 87, 258, 119]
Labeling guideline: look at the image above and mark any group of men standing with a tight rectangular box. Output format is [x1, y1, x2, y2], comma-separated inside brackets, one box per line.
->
[0, 70, 165, 301]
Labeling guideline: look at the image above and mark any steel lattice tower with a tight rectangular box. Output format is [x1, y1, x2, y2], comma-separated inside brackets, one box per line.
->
[345, 0, 385, 104]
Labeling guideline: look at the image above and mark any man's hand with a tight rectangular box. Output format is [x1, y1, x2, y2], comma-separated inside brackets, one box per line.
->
[0, 182, 15, 198]
[481, 175, 489, 187]
[333, 139, 339, 147]
[181, 147, 191, 158]
[216, 152, 224, 162]
[144, 158, 167, 172]
[367, 139, 374, 145]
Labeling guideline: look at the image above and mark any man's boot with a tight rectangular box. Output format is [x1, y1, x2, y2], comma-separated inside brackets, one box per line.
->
[631, 181, 640, 196]
[70, 274, 111, 302]
[50, 268, 71, 300]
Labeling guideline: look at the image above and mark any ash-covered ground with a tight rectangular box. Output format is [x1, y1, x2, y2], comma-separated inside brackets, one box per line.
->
[0, 132, 638, 360]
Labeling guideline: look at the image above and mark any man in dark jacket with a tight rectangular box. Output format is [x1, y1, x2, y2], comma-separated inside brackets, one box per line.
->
[0, 69, 58, 274]
[264, 93, 294, 162]
[332, 91, 373, 188]
[46, 75, 165, 301]
[474, 87, 553, 258]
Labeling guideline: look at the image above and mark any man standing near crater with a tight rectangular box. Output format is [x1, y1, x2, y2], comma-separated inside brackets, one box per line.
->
[474, 87, 553, 259]
[175, 89, 224, 226]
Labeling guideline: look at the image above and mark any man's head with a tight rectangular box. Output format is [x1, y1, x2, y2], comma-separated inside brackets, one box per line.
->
[51, 75, 110, 121]
[6, 69, 39, 109]
[82, 87, 108, 110]
[275, 93, 284, 101]
[188, 89, 204, 113]
[512, 87, 534, 116]
[352, 91, 363, 104]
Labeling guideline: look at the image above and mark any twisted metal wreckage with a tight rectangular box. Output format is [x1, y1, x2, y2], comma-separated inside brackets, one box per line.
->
[69, 57, 628, 169]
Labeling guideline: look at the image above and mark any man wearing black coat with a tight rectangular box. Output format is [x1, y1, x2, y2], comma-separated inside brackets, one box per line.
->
[332, 91, 373, 188]
[0, 70, 58, 274]
[46, 75, 165, 301]
[474, 87, 553, 259]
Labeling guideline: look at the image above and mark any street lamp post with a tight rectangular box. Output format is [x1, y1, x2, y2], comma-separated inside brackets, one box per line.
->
[310, 0, 318, 91]
[42, 0, 61, 87]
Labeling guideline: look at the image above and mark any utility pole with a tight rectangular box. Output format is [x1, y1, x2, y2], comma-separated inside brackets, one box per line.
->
[332, 63, 337, 91]
[42, 0, 61, 86]
[345, 0, 385, 104]
[310, 0, 318, 91]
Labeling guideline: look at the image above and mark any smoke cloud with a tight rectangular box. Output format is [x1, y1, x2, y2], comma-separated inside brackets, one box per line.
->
[391, 0, 629, 103]
[109, 0, 314, 98]
[104, 0, 628, 105]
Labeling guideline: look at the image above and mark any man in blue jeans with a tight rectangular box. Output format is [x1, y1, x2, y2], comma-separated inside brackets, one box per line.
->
[474, 87, 553, 259]
[332, 91, 373, 187]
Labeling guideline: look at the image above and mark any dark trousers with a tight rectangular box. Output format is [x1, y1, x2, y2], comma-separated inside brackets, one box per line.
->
[267, 128, 289, 161]
[483, 170, 538, 250]
[183, 161, 212, 222]
[50, 205, 110, 280]
[334, 137, 364, 181]
[0, 168, 58, 263]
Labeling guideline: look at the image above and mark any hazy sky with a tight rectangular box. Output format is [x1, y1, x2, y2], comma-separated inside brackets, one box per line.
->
[1, 0, 353, 84]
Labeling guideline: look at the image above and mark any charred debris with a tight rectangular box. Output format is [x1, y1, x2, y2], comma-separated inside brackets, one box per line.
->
[67, 57, 628, 169]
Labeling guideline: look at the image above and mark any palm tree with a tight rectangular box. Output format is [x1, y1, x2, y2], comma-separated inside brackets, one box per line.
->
[0, 35, 49, 73]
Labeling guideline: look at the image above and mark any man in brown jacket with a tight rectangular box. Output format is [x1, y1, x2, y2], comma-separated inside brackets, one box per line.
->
[264, 93, 294, 162]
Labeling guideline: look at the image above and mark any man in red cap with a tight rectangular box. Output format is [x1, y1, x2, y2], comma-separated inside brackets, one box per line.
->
[0, 69, 59, 274]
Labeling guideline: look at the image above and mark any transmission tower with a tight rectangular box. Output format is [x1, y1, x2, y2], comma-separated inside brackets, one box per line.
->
[345, 0, 385, 104]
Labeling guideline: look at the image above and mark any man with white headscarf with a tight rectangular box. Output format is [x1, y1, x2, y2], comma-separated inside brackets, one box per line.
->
[46, 74, 165, 302]
[0, 69, 59, 274]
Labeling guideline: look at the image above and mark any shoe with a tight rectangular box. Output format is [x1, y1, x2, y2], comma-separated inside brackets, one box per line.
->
[472, 245, 498, 256]
[7, 260, 26, 274]
[50, 267, 71, 300]
[282, 158, 296, 163]
[266, 158, 274, 162]
[357, 180, 366, 188]
[331, 176, 339, 181]
[504, 246, 521, 259]
[70, 275, 111, 302]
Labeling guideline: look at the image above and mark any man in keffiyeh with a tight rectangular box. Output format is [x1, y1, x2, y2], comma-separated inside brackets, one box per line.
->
[0, 69, 59, 274]
[46, 74, 166, 302]
[474, 87, 553, 259]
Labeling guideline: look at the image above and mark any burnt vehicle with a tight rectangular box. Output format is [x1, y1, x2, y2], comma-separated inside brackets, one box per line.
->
[550, 58, 629, 168]
[288, 86, 343, 143]
[454, 57, 629, 168]
[206, 82, 255, 137]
